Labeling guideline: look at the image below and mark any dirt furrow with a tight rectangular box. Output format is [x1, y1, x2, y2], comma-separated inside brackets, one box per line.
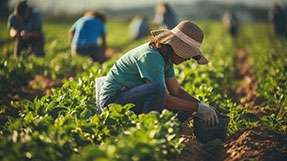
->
[174, 48, 287, 161]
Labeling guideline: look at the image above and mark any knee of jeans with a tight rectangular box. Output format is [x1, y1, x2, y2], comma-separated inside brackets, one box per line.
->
[150, 82, 166, 98]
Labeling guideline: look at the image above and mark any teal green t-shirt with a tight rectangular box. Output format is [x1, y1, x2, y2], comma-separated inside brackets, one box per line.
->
[100, 42, 175, 99]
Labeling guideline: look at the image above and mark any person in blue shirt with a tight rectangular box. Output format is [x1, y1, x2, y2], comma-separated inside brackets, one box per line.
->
[129, 15, 150, 40]
[222, 10, 239, 38]
[7, 0, 45, 57]
[154, 2, 178, 29]
[99, 20, 219, 125]
[69, 10, 107, 63]
[269, 4, 287, 37]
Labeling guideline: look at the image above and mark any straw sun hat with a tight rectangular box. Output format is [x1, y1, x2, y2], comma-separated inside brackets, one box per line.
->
[151, 20, 208, 64]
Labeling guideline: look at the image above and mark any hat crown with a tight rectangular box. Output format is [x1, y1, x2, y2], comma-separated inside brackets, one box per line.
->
[150, 20, 208, 64]
[174, 21, 204, 43]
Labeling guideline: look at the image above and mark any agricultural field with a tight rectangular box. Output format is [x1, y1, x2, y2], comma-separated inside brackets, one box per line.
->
[0, 17, 286, 161]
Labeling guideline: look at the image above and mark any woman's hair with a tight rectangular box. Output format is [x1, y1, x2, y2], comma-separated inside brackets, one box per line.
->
[162, 3, 172, 13]
[149, 38, 173, 64]
[157, 2, 173, 14]
[14, 0, 28, 16]
[84, 10, 107, 23]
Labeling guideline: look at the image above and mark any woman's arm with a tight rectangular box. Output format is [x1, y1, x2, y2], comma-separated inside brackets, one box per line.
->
[164, 77, 200, 111]
[166, 77, 199, 102]
[20, 29, 42, 39]
[165, 94, 199, 112]
[68, 29, 75, 43]
[100, 34, 107, 51]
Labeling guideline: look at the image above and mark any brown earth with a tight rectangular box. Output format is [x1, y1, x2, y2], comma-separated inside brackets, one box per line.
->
[173, 49, 287, 161]
[6, 75, 63, 103]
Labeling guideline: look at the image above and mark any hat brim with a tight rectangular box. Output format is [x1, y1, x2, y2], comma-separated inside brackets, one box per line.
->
[151, 29, 208, 64]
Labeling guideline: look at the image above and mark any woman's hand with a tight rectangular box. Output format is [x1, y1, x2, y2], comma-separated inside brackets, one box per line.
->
[20, 30, 31, 39]
[9, 28, 19, 38]
[197, 103, 219, 126]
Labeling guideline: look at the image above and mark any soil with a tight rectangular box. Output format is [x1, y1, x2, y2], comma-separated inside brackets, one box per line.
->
[173, 49, 287, 161]
[6, 75, 63, 103]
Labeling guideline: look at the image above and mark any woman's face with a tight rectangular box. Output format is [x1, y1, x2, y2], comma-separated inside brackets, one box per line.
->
[170, 53, 190, 65]
[160, 44, 190, 65]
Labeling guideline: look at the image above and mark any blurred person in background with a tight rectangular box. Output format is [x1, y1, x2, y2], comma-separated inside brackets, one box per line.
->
[268, 3, 287, 38]
[69, 10, 108, 63]
[7, 0, 45, 57]
[154, 2, 178, 30]
[222, 10, 239, 38]
[129, 15, 150, 40]
[99, 20, 219, 125]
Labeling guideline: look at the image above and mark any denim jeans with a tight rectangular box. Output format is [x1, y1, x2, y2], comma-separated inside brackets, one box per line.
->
[100, 82, 192, 122]
[14, 36, 45, 57]
[100, 82, 165, 114]
[73, 44, 107, 63]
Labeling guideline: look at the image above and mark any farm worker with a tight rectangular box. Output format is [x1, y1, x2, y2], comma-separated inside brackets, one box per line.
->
[268, 3, 287, 37]
[99, 20, 219, 126]
[7, 0, 45, 57]
[129, 15, 150, 40]
[69, 10, 108, 63]
[154, 2, 178, 30]
[222, 10, 239, 38]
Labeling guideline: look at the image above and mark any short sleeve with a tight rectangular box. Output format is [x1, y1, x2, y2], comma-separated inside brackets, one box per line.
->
[7, 14, 16, 29]
[136, 53, 166, 84]
[165, 62, 175, 78]
[30, 11, 43, 30]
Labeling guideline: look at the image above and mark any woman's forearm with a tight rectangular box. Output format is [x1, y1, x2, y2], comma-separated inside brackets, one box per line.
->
[164, 94, 199, 112]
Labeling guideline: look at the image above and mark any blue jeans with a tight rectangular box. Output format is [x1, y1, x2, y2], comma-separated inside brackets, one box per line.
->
[14, 36, 45, 57]
[73, 44, 107, 63]
[100, 82, 192, 122]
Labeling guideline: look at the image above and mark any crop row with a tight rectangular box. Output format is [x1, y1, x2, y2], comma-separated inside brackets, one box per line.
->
[238, 23, 287, 133]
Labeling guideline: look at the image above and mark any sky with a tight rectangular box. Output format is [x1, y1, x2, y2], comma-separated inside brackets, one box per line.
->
[8, 0, 287, 14]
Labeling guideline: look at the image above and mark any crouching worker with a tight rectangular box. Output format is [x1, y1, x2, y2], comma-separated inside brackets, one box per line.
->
[69, 10, 108, 63]
[99, 20, 219, 125]
[7, 0, 45, 57]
